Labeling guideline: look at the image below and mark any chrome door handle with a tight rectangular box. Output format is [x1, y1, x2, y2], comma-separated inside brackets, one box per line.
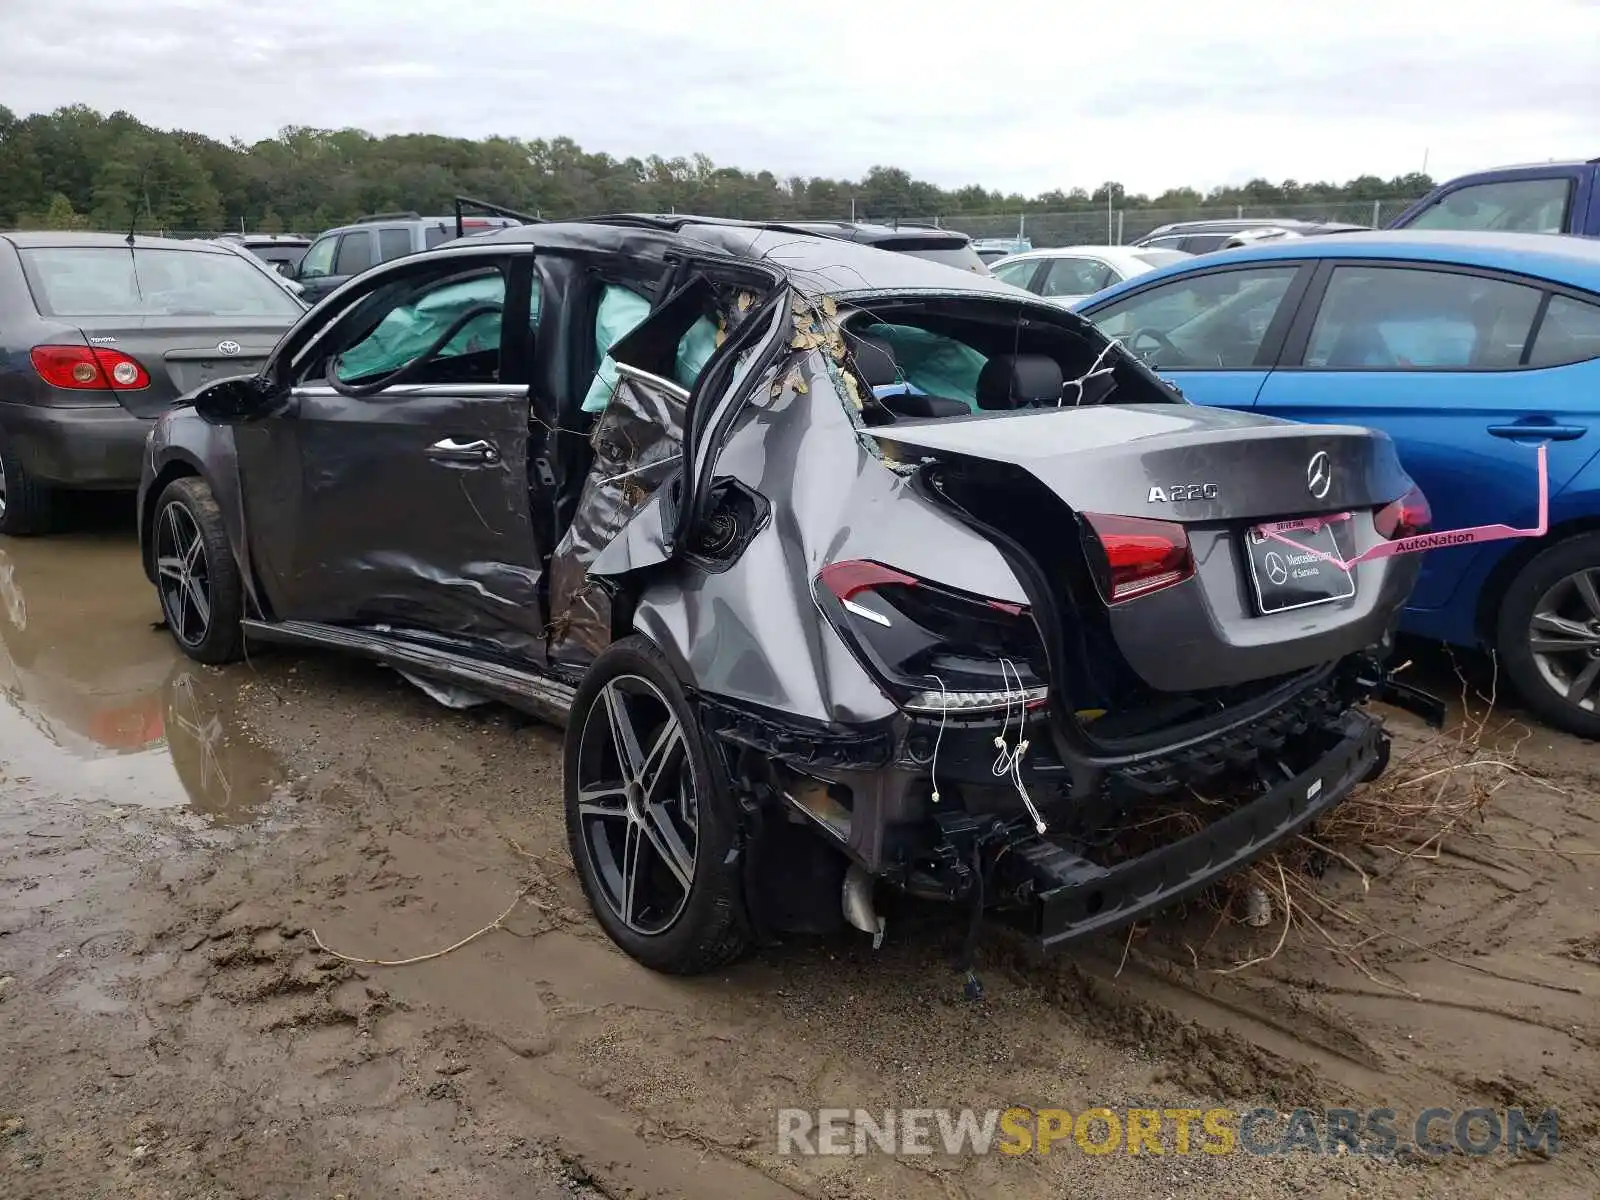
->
[426, 437, 500, 463]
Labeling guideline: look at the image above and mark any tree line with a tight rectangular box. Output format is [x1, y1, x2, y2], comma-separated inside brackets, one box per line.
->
[0, 103, 1437, 236]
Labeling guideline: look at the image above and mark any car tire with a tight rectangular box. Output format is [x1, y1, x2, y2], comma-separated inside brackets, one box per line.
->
[0, 428, 57, 537]
[564, 635, 751, 974]
[153, 476, 246, 666]
[1495, 532, 1600, 740]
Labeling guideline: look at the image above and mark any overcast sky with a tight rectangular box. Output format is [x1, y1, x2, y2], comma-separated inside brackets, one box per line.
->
[7, 0, 1599, 196]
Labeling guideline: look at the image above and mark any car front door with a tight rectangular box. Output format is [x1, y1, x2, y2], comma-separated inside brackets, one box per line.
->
[293, 234, 337, 300]
[1081, 261, 1313, 412]
[236, 246, 547, 658]
[296, 230, 376, 304]
[1250, 261, 1599, 616]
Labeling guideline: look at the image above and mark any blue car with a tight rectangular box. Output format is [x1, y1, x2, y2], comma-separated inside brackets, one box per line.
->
[1077, 230, 1600, 738]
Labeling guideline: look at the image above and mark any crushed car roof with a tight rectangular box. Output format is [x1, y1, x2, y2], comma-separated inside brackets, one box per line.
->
[466, 218, 1028, 300]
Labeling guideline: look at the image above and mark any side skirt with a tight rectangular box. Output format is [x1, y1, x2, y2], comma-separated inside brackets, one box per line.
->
[240, 619, 576, 727]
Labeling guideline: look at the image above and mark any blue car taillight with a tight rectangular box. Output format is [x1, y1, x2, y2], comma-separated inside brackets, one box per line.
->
[814, 559, 1048, 713]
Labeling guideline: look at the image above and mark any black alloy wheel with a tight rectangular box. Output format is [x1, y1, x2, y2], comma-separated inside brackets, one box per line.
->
[564, 636, 749, 973]
[153, 477, 245, 665]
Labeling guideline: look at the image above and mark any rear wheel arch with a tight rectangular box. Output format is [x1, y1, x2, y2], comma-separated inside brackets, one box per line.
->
[1474, 516, 1600, 645]
[141, 458, 204, 581]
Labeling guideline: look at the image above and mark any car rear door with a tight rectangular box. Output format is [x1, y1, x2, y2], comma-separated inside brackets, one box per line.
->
[1079, 260, 1315, 413]
[237, 246, 546, 657]
[1250, 260, 1599, 616]
[296, 230, 376, 303]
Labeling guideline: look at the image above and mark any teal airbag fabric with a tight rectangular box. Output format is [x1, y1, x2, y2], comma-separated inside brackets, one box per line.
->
[581, 284, 720, 413]
[337, 274, 528, 380]
[860, 323, 985, 410]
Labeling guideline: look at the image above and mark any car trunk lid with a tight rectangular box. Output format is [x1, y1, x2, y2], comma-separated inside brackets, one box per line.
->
[71, 318, 285, 418]
[874, 403, 1406, 523]
[883, 403, 1422, 701]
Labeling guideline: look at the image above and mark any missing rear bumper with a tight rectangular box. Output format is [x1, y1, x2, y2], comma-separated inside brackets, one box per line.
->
[1010, 708, 1384, 949]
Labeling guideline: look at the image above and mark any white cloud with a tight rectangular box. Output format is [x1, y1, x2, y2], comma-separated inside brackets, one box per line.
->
[5, 0, 1598, 195]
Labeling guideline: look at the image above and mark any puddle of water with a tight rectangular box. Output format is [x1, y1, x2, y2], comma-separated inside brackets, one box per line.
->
[0, 530, 290, 824]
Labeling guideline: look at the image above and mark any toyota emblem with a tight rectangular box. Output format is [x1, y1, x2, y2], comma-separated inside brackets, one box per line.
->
[1306, 451, 1332, 500]
[1265, 551, 1289, 587]
[217, 340, 241, 356]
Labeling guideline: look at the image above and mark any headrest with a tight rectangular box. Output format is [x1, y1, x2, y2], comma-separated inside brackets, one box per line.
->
[852, 337, 901, 387]
[976, 353, 1064, 410]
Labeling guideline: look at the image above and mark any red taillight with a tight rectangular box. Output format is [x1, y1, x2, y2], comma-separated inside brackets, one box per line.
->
[817, 559, 919, 603]
[1081, 512, 1195, 603]
[30, 345, 150, 391]
[1375, 485, 1432, 540]
[813, 558, 1048, 711]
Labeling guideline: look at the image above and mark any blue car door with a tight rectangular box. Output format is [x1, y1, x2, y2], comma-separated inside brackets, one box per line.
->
[1250, 260, 1598, 618]
[1081, 261, 1314, 414]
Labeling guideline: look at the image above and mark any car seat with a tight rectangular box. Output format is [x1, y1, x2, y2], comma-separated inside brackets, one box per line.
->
[853, 337, 972, 420]
[975, 353, 1065, 409]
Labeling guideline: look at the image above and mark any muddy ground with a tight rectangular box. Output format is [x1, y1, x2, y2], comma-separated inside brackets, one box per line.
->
[2, 516, 1598, 1199]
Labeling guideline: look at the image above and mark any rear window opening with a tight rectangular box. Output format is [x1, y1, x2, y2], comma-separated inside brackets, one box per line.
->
[835, 297, 1176, 424]
[18, 246, 306, 320]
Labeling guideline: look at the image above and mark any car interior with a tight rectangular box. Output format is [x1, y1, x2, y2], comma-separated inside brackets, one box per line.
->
[834, 302, 1164, 422]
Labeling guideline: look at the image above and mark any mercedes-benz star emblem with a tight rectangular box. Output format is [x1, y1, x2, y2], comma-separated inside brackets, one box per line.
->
[217, 340, 241, 356]
[1306, 451, 1332, 500]
[1265, 551, 1289, 587]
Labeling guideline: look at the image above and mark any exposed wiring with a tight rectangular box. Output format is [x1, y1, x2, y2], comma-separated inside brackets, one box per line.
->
[922, 673, 949, 805]
[1060, 338, 1121, 406]
[594, 452, 683, 487]
[992, 658, 1048, 834]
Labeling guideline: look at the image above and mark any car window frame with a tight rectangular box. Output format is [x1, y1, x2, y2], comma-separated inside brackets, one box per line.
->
[377, 226, 415, 263]
[332, 230, 377, 278]
[1081, 260, 1316, 372]
[1276, 257, 1591, 374]
[991, 257, 1045, 291]
[296, 234, 337, 280]
[271, 244, 539, 395]
[1405, 175, 1575, 235]
[1526, 291, 1600, 368]
[1040, 256, 1115, 298]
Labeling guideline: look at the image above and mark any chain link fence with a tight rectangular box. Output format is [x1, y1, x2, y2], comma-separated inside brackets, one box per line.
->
[7, 198, 1425, 248]
[852, 199, 1423, 248]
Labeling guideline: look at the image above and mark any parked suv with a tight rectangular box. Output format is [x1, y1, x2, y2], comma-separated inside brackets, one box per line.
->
[293, 212, 523, 303]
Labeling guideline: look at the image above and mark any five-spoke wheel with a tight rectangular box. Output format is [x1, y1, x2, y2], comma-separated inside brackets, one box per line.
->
[156, 499, 214, 650]
[574, 675, 700, 935]
[152, 477, 245, 665]
[564, 636, 749, 973]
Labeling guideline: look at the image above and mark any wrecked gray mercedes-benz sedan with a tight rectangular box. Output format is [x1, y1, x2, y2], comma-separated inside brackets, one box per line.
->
[137, 214, 1439, 976]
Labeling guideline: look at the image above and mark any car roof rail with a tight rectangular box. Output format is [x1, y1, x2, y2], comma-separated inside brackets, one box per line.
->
[354, 211, 423, 223]
[452, 195, 543, 237]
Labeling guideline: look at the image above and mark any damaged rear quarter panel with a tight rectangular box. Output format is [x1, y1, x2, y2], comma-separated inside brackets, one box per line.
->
[631, 334, 1029, 726]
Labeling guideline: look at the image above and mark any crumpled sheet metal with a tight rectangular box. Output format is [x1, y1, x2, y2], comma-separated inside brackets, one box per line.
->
[547, 373, 687, 668]
[548, 284, 766, 668]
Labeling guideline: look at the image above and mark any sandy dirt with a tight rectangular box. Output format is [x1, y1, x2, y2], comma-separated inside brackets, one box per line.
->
[2, 520, 1598, 1198]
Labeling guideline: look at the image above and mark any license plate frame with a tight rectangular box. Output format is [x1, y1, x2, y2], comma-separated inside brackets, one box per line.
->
[1245, 523, 1356, 615]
